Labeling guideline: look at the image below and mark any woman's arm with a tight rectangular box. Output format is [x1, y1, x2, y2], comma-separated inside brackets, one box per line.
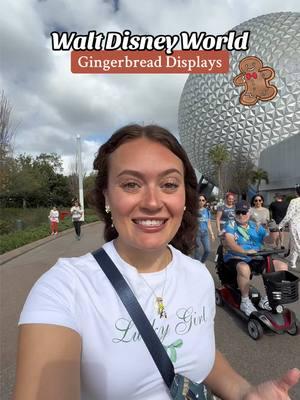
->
[278, 200, 294, 229]
[207, 218, 215, 241]
[205, 351, 300, 400]
[204, 350, 251, 399]
[13, 324, 81, 400]
[216, 210, 222, 234]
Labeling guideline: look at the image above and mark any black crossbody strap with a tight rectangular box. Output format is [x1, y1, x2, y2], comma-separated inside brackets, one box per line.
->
[92, 248, 175, 388]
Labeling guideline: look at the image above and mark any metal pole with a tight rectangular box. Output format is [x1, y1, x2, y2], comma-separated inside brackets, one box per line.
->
[76, 134, 84, 220]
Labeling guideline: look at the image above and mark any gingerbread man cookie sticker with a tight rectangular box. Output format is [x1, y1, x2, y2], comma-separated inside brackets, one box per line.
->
[233, 56, 278, 106]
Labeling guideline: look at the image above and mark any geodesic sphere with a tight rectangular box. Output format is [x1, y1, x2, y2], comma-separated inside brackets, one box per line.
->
[178, 12, 300, 183]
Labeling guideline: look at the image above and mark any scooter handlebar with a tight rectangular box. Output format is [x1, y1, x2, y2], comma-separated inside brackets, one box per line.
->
[246, 248, 285, 257]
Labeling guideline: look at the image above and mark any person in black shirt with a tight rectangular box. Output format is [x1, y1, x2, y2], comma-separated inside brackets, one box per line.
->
[269, 194, 288, 248]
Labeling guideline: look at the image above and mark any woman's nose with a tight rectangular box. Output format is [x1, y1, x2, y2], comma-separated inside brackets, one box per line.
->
[140, 186, 162, 210]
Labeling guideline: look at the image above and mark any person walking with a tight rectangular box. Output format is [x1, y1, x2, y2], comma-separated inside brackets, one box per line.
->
[48, 206, 59, 236]
[216, 192, 236, 235]
[249, 194, 270, 229]
[70, 200, 83, 240]
[195, 194, 215, 263]
[278, 186, 300, 269]
[269, 194, 288, 248]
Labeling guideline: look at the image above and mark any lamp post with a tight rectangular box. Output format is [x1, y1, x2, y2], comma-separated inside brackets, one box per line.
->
[76, 134, 84, 220]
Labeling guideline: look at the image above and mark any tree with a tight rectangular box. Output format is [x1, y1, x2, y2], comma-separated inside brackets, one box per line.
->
[0, 91, 18, 205]
[9, 155, 47, 208]
[4, 153, 72, 208]
[0, 90, 17, 156]
[225, 155, 256, 197]
[208, 144, 230, 197]
[83, 172, 96, 203]
[67, 173, 79, 201]
[250, 168, 269, 192]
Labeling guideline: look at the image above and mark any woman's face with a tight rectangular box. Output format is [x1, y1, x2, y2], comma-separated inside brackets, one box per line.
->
[226, 195, 235, 206]
[104, 138, 186, 254]
[253, 197, 263, 208]
[199, 196, 206, 208]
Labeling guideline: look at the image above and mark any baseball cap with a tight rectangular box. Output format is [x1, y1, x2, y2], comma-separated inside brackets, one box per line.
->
[235, 200, 250, 212]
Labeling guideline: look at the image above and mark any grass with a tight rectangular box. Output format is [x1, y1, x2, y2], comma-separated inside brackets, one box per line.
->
[0, 208, 99, 254]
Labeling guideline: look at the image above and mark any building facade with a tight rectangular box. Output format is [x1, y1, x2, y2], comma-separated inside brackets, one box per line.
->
[258, 133, 300, 204]
[178, 12, 300, 191]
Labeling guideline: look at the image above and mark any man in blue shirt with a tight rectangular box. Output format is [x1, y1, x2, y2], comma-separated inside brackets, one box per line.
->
[224, 200, 288, 316]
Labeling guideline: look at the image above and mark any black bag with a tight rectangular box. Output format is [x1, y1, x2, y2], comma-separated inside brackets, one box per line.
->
[92, 248, 215, 400]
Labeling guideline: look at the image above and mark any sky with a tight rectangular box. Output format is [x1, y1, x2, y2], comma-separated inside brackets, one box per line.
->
[1, 0, 299, 175]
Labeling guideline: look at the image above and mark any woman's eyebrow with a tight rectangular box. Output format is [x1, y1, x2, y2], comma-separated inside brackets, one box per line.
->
[117, 168, 183, 178]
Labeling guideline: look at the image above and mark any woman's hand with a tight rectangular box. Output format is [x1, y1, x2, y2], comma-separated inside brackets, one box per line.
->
[246, 249, 257, 255]
[242, 368, 300, 399]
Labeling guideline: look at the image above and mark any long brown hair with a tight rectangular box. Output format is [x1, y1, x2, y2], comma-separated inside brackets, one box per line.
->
[88, 124, 198, 254]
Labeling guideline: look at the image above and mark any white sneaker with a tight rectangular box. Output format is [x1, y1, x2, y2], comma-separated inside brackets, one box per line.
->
[290, 265, 296, 269]
[240, 298, 257, 316]
[258, 296, 272, 311]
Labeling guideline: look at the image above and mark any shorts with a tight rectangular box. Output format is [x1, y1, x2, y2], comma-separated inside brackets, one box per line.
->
[268, 219, 279, 232]
[225, 258, 266, 279]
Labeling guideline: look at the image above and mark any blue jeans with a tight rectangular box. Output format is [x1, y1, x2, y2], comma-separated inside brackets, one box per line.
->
[195, 230, 211, 263]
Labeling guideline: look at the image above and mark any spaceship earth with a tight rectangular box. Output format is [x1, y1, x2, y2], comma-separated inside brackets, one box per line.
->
[178, 12, 300, 184]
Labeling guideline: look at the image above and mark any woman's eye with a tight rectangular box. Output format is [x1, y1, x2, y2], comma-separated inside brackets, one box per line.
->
[162, 182, 179, 190]
[121, 182, 140, 190]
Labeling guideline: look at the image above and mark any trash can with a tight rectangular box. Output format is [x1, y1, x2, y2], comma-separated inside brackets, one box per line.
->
[15, 219, 24, 231]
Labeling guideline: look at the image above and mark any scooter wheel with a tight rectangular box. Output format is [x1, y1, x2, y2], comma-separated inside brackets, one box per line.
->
[215, 290, 224, 307]
[287, 322, 299, 336]
[248, 319, 264, 340]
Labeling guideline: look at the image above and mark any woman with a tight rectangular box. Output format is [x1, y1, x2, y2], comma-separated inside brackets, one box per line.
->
[279, 185, 300, 269]
[48, 206, 59, 235]
[70, 200, 83, 240]
[13, 125, 299, 400]
[216, 192, 235, 235]
[249, 194, 270, 229]
[269, 194, 288, 248]
[195, 194, 215, 263]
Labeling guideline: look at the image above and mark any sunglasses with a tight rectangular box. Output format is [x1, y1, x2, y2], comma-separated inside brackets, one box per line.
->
[254, 199, 263, 203]
[236, 210, 248, 215]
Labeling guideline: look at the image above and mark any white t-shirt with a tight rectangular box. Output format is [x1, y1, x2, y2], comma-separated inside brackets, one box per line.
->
[19, 241, 216, 400]
[49, 210, 59, 223]
[70, 206, 83, 221]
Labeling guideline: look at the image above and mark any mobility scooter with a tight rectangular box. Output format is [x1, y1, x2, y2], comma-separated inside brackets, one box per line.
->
[215, 245, 299, 340]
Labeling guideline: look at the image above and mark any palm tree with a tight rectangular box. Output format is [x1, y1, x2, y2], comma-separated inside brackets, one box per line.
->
[209, 144, 230, 197]
[250, 168, 269, 192]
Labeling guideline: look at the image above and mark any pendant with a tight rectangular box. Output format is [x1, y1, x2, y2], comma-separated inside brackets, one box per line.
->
[156, 297, 167, 319]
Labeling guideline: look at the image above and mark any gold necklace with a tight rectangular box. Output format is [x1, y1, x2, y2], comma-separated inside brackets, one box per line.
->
[139, 267, 168, 319]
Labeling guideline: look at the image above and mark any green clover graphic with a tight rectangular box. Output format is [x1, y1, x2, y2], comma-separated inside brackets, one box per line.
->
[164, 339, 183, 363]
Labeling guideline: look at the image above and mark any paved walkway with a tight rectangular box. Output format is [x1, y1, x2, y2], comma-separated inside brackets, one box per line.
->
[0, 222, 299, 399]
[0, 222, 105, 400]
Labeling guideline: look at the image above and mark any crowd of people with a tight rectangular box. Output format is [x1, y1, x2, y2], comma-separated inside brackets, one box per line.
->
[13, 124, 299, 399]
[194, 189, 299, 270]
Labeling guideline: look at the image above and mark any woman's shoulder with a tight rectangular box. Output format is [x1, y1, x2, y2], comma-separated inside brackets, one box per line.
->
[39, 253, 99, 284]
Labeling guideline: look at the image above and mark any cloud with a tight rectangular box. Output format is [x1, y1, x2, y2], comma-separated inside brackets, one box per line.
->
[1, 0, 299, 174]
